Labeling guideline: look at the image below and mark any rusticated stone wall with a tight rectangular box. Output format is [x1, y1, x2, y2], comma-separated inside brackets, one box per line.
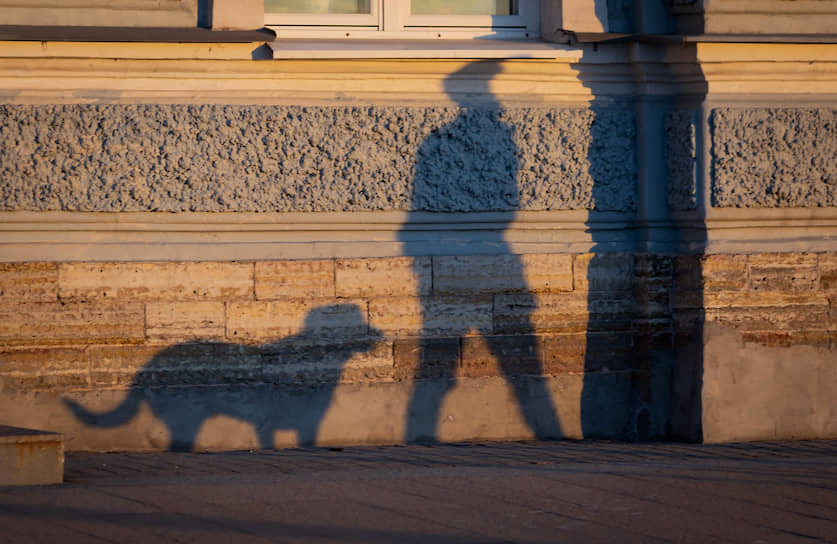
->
[665, 109, 697, 211]
[0, 105, 636, 213]
[711, 108, 837, 208]
[1, 252, 835, 449]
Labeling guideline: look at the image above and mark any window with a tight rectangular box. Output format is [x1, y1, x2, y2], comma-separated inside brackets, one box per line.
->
[264, 0, 540, 40]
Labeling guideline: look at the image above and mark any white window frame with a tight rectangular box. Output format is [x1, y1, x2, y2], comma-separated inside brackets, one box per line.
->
[265, 0, 540, 40]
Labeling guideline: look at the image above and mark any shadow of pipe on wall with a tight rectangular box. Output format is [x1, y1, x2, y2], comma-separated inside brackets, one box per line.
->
[63, 304, 380, 451]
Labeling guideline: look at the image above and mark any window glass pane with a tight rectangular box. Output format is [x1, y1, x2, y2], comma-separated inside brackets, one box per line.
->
[410, 0, 516, 15]
[264, 0, 371, 14]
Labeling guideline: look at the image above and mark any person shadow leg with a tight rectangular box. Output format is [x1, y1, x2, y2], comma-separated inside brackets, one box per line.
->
[402, 61, 562, 443]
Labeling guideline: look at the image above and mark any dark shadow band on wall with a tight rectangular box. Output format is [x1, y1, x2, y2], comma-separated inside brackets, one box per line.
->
[579, 37, 708, 441]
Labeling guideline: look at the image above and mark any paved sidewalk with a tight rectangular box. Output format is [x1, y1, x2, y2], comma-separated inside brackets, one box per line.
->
[1, 440, 836, 543]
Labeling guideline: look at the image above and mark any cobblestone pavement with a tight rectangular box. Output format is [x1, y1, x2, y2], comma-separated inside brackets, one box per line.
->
[1, 440, 836, 543]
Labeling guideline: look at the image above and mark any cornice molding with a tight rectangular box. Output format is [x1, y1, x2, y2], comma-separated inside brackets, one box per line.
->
[1, 210, 835, 261]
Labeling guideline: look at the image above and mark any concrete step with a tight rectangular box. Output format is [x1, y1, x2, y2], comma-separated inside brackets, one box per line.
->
[0, 425, 64, 486]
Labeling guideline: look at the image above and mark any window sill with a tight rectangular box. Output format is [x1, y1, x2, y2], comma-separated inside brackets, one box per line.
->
[268, 38, 581, 59]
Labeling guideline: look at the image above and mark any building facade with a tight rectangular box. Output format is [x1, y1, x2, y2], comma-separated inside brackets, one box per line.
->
[0, 0, 835, 450]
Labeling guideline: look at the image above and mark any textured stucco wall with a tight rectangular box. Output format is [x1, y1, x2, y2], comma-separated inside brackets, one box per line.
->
[711, 108, 837, 208]
[665, 109, 697, 211]
[0, 104, 636, 213]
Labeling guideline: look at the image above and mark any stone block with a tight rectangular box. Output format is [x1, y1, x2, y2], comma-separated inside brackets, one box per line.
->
[543, 332, 634, 374]
[633, 317, 672, 337]
[335, 257, 430, 298]
[703, 291, 828, 309]
[633, 254, 673, 279]
[493, 292, 633, 334]
[393, 337, 460, 380]
[0, 301, 145, 345]
[749, 253, 818, 292]
[672, 255, 702, 292]
[704, 291, 830, 332]
[819, 253, 837, 291]
[369, 296, 492, 337]
[670, 289, 703, 310]
[255, 260, 334, 300]
[146, 302, 226, 342]
[0, 347, 91, 392]
[579, 332, 635, 373]
[0, 426, 63, 486]
[540, 334, 586, 374]
[260, 336, 391, 384]
[573, 253, 633, 291]
[89, 343, 263, 388]
[830, 294, 837, 331]
[59, 262, 254, 301]
[227, 299, 369, 342]
[674, 254, 747, 292]
[633, 278, 671, 318]
[433, 254, 572, 295]
[0, 263, 58, 301]
[672, 308, 705, 338]
[461, 334, 546, 378]
[741, 331, 791, 348]
[787, 331, 835, 349]
[702, 255, 748, 291]
[458, 333, 630, 378]
[330, 339, 394, 384]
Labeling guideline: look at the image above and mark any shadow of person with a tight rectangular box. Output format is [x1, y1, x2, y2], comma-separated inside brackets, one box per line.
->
[64, 303, 380, 451]
[400, 61, 563, 443]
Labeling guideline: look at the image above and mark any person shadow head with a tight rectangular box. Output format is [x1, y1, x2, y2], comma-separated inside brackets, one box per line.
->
[64, 303, 380, 451]
[400, 60, 563, 443]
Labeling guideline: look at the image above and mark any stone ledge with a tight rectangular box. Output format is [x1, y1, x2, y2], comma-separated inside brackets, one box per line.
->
[0, 425, 64, 486]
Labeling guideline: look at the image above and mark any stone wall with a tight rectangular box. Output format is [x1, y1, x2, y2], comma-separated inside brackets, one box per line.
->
[1, 252, 834, 450]
[0, 105, 636, 213]
[711, 108, 837, 208]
